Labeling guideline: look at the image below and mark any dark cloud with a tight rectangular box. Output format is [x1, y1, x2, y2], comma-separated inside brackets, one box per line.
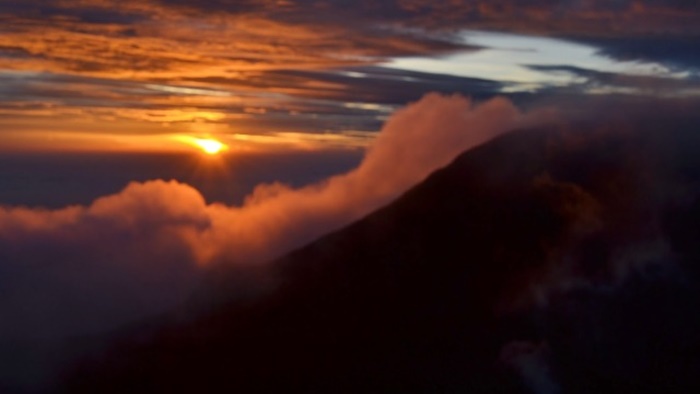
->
[0, 46, 36, 59]
[576, 35, 700, 71]
[525, 64, 700, 97]
[0, 65, 511, 138]
[262, 66, 506, 104]
[0, 1, 153, 24]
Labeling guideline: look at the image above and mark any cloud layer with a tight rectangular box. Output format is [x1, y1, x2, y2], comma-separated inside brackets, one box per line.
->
[0, 93, 539, 341]
[2, 1, 698, 152]
[3, 1, 698, 81]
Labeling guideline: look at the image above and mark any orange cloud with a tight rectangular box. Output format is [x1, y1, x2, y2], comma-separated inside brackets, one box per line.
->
[5, 0, 695, 84]
[0, 1, 465, 82]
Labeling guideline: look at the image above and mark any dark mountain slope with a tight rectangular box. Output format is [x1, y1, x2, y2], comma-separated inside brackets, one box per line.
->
[66, 116, 700, 393]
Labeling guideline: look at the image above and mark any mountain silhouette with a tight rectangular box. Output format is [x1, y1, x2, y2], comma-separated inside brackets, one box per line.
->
[65, 114, 700, 393]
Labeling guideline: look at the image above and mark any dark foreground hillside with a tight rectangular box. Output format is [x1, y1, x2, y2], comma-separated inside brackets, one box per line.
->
[65, 112, 700, 393]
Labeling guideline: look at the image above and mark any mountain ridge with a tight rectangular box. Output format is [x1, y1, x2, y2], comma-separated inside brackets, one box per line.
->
[65, 118, 700, 393]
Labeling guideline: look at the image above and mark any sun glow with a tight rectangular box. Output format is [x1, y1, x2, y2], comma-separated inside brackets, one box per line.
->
[194, 138, 226, 155]
[175, 136, 228, 155]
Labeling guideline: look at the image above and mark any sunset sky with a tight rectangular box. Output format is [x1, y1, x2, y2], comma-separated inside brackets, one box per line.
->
[1, 2, 700, 390]
[2, 1, 699, 153]
[1, 0, 698, 207]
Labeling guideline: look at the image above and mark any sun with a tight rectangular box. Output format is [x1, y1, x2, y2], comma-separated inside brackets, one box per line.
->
[175, 135, 228, 155]
[193, 138, 226, 155]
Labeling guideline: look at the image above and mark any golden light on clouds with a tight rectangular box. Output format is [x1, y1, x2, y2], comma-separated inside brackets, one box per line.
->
[2, 0, 697, 155]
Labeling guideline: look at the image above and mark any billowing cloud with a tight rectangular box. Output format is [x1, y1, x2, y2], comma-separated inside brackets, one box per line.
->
[0, 94, 543, 341]
[193, 94, 537, 265]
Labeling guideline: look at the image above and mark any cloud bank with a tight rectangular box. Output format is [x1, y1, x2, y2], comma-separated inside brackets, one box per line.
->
[0, 93, 541, 340]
